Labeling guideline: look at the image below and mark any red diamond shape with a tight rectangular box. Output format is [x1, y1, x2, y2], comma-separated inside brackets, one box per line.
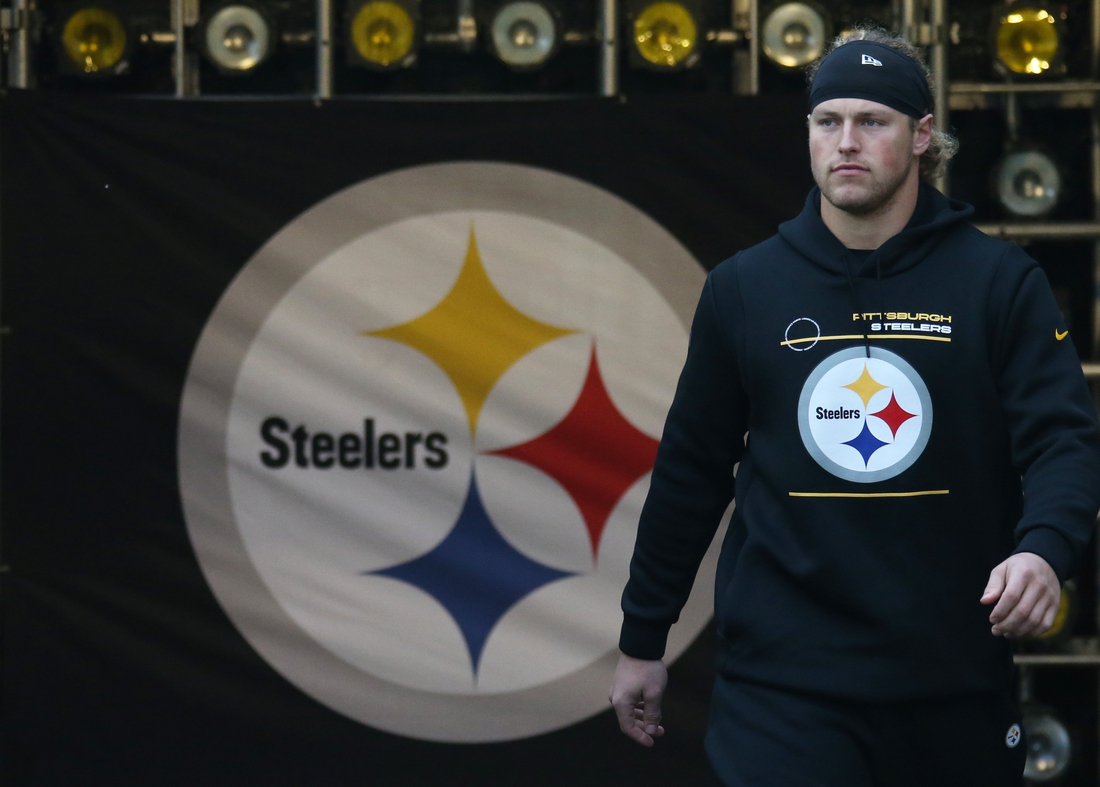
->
[868, 391, 917, 439]
[487, 344, 659, 561]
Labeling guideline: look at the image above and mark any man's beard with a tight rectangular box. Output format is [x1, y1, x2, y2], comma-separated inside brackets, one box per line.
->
[818, 157, 913, 216]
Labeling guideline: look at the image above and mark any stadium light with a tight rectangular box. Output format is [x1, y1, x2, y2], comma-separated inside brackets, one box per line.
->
[995, 7, 1062, 76]
[1023, 710, 1072, 782]
[994, 148, 1062, 218]
[489, 1, 559, 69]
[202, 4, 274, 72]
[346, 0, 420, 69]
[58, 5, 129, 75]
[629, 0, 700, 69]
[760, 1, 829, 69]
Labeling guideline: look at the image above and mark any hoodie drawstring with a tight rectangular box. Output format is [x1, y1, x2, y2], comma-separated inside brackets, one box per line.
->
[842, 255, 872, 359]
[876, 255, 885, 355]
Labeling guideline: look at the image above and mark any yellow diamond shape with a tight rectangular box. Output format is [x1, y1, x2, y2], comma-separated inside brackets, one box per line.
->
[842, 363, 887, 408]
[366, 225, 577, 436]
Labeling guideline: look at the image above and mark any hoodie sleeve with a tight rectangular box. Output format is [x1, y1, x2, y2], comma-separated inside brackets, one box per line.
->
[619, 266, 749, 659]
[989, 245, 1100, 582]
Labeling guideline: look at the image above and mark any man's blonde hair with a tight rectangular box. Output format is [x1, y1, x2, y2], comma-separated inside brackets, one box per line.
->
[807, 26, 959, 183]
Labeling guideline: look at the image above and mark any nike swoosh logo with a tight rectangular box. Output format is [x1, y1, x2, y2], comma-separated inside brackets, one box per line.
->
[1056, 329, 1069, 341]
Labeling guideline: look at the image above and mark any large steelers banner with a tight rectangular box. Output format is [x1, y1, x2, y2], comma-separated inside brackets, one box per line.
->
[1, 91, 810, 784]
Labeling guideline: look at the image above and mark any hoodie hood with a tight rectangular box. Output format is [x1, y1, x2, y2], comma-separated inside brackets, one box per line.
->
[778, 181, 974, 278]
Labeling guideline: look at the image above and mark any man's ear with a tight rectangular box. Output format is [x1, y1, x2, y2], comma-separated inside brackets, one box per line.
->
[913, 113, 934, 156]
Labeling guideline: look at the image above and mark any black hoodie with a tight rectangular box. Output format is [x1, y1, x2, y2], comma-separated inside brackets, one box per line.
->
[620, 182, 1100, 699]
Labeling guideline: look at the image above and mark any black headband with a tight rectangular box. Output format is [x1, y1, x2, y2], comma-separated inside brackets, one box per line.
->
[809, 40, 933, 119]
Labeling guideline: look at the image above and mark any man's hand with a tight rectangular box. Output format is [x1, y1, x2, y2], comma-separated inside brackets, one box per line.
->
[981, 552, 1060, 638]
[609, 654, 668, 747]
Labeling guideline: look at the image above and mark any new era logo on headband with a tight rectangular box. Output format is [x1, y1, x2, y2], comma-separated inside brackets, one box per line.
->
[861, 54, 883, 66]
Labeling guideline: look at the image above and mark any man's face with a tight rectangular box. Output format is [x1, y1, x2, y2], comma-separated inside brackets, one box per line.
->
[808, 98, 920, 216]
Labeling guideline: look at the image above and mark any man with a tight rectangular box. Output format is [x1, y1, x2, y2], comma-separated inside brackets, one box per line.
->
[609, 27, 1100, 787]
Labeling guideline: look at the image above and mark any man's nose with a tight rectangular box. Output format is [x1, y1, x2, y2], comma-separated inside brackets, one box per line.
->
[838, 121, 859, 152]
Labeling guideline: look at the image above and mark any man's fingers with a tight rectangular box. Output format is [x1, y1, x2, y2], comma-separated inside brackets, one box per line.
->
[626, 725, 656, 747]
[1025, 592, 1055, 635]
[641, 692, 663, 735]
[620, 692, 662, 741]
[1016, 593, 1057, 638]
[609, 689, 642, 735]
[1044, 602, 1058, 629]
[642, 716, 662, 737]
[633, 708, 664, 739]
[991, 582, 1042, 636]
[981, 561, 1008, 605]
[989, 566, 1031, 624]
[622, 721, 664, 747]
[612, 700, 639, 733]
[617, 703, 662, 747]
[998, 595, 1053, 638]
[616, 714, 659, 746]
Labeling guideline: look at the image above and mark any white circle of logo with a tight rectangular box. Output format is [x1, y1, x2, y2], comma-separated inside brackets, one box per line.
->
[797, 347, 932, 483]
[784, 317, 821, 351]
[177, 162, 723, 742]
[1006, 722, 1022, 748]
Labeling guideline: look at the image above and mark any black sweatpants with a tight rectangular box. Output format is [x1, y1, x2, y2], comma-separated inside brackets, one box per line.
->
[705, 675, 1027, 787]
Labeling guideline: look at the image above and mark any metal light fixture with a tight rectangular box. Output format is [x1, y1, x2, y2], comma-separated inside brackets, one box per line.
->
[202, 4, 274, 73]
[59, 6, 128, 75]
[1023, 710, 1072, 782]
[489, 1, 559, 69]
[347, 0, 419, 69]
[630, 1, 699, 69]
[995, 7, 1061, 76]
[761, 1, 829, 69]
[994, 149, 1062, 218]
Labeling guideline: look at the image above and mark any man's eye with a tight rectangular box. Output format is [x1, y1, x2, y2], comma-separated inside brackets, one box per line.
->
[865, 119, 880, 126]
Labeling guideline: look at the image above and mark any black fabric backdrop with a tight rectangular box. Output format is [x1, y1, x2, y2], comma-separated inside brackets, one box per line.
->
[0, 90, 812, 786]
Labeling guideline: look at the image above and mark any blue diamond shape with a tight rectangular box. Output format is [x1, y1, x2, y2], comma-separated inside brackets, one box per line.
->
[842, 420, 888, 467]
[370, 471, 573, 677]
